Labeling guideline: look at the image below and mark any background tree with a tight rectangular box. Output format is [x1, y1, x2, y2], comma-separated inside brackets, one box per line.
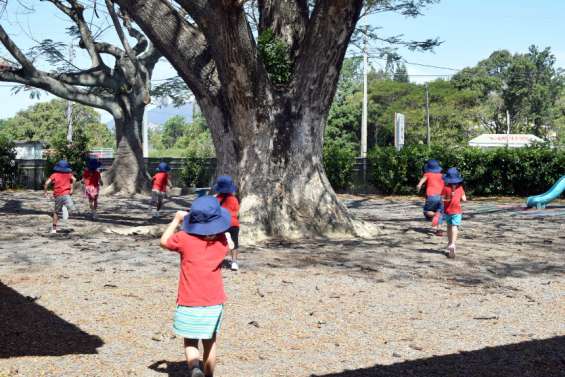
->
[0, 0, 161, 194]
[0, 99, 113, 148]
[114, 0, 439, 238]
[452, 46, 564, 137]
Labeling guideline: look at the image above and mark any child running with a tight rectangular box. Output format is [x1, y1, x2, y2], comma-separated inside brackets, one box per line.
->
[82, 158, 102, 219]
[441, 167, 467, 259]
[160, 195, 232, 377]
[44, 160, 76, 234]
[416, 159, 445, 235]
[214, 175, 241, 271]
[151, 162, 171, 217]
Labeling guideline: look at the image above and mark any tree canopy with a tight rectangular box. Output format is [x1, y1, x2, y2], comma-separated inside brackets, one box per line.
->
[0, 99, 113, 149]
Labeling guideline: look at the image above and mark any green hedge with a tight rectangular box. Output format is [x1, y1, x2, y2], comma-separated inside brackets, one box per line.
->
[367, 145, 565, 196]
[0, 134, 17, 189]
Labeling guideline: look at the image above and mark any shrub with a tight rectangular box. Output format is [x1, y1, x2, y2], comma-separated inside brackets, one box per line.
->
[367, 145, 565, 196]
[179, 151, 215, 188]
[323, 138, 358, 192]
[0, 134, 17, 190]
[45, 128, 90, 178]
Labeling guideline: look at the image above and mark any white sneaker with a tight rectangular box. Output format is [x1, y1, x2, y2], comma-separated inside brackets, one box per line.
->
[230, 261, 239, 271]
[50, 228, 57, 234]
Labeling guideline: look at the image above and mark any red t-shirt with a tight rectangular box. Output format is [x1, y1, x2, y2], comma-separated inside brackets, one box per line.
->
[442, 185, 465, 215]
[49, 172, 73, 197]
[165, 232, 228, 307]
[82, 169, 101, 188]
[216, 194, 240, 228]
[424, 172, 444, 196]
[152, 172, 168, 192]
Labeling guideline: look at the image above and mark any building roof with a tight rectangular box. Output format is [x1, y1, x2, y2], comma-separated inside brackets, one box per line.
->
[468, 134, 544, 148]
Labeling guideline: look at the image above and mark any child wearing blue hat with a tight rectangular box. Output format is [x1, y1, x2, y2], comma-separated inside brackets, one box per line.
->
[417, 159, 445, 235]
[441, 167, 467, 258]
[44, 160, 76, 233]
[160, 196, 231, 377]
[151, 162, 171, 217]
[82, 158, 102, 219]
[214, 175, 240, 271]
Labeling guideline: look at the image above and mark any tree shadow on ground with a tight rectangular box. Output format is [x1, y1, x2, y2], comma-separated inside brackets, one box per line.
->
[0, 281, 104, 358]
[248, 236, 564, 286]
[311, 336, 565, 377]
[0, 199, 169, 227]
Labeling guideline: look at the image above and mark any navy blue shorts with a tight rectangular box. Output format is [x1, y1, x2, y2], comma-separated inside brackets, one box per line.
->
[423, 195, 443, 214]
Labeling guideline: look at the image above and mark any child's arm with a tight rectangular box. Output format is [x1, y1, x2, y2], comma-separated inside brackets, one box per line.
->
[70, 175, 77, 195]
[461, 192, 467, 202]
[160, 211, 188, 249]
[44, 178, 52, 197]
[416, 176, 427, 192]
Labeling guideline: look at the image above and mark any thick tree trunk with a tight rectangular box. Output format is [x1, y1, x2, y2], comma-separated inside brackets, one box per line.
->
[103, 105, 150, 195]
[202, 92, 364, 240]
[115, 0, 372, 239]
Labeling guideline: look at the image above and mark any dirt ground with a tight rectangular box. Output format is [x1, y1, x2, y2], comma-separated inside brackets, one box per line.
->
[0, 190, 564, 377]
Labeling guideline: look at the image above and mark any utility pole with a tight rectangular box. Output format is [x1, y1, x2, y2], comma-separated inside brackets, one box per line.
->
[66, 44, 75, 143]
[361, 25, 368, 159]
[506, 110, 511, 147]
[425, 82, 430, 145]
[361, 25, 368, 188]
[143, 110, 149, 158]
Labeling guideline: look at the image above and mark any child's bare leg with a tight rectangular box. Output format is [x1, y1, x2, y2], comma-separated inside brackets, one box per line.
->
[52, 210, 59, 228]
[451, 225, 459, 246]
[202, 334, 217, 376]
[231, 249, 238, 263]
[184, 338, 200, 369]
[447, 224, 453, 246]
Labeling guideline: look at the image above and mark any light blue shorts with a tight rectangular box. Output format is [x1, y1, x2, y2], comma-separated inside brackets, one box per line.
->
[173, 304, 223, 340]
[445, 214, 462, 226]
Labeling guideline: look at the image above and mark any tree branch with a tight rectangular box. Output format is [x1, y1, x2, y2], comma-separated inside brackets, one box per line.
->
[105, 0, 138, 65]
[0, 68, 119, 114]
[93, 41, 124, 58]
[0, 24, 36, 72]
[294, 0, 363, 108]
[47, 67, 120, 90]
[114, 0, 219, 100]
[258, 0, 308, 55]
[44, 0, 104, 67]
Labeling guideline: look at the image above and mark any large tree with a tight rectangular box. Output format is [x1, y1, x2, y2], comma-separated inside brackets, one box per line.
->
[0, 0, 161, 194]
[113, 0, 436, 238]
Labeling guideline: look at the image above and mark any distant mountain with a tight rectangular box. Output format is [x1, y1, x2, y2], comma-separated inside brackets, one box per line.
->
[106, 102, 193, 129]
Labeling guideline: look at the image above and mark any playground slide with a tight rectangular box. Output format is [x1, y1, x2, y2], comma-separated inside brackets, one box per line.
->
[526, 176, 565, 208]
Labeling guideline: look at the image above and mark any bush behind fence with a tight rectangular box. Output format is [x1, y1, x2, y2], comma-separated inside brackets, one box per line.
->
[365, 146, 565, 196]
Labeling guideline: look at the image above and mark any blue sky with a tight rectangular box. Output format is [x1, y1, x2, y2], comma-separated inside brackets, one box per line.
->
[1, 0, 564, 121]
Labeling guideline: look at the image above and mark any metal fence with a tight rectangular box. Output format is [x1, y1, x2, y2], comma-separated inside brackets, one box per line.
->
[9, 158, 217, 190]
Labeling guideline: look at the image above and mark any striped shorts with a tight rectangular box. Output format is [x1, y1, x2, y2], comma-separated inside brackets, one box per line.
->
[173, 305, 224, 340]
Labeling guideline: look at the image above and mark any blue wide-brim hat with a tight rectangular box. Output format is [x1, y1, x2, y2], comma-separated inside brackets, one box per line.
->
[424, 159, 442, 173]
[156, 162, 171, 172]
[87, 158, 101, 170]
[182, 195, 232, 236]
[53, 159, 72, 173]
[213, 175, 237, 194]
[443, 167, 464, 184]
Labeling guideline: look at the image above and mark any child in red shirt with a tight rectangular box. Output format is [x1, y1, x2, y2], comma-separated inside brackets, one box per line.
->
[151, 162, 171, 217]
[417, 159, 445, 235]
[82, 158, 102, 219]
[160, 195, 231, 377]
[441, 168, 467, 259]
[214, 175, 241, 271]
[44, 160, 76, 233]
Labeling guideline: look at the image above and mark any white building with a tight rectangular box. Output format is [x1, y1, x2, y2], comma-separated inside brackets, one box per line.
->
[14, 141, 46, 160]
[468, 134, 544, 149]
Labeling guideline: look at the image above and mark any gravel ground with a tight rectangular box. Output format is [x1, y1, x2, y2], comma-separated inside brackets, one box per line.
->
[0, 190, 564, 377]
